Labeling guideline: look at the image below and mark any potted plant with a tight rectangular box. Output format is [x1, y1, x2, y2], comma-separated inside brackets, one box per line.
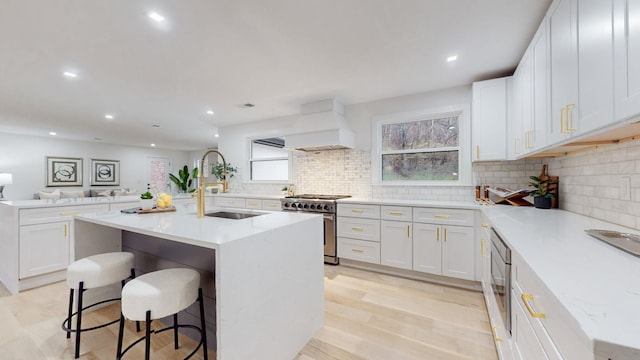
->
[140, 191, 154, 210]
[169, 165, 199, 193]
[212, 163, 237, 181]
[528, 175, 557, 209]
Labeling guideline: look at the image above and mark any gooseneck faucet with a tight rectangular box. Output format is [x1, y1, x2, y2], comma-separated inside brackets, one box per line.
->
[197, 148, 228, 218]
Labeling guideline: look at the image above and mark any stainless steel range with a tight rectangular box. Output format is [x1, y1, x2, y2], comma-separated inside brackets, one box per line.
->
[281, 194, 351, 265]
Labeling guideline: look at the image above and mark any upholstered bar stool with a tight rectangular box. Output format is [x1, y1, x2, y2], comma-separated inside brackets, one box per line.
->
[116, 268, 208, 360]
[62, 252, 136, 359]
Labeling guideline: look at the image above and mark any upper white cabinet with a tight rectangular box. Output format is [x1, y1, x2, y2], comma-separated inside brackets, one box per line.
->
[472, 77, 509, 161]
[614, 0, 640, 121]
[548, 0, 615, 143]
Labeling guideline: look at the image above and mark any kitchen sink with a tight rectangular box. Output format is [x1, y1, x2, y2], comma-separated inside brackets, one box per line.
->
[585, 229, 640, 257]
[205, 211, 265, 220]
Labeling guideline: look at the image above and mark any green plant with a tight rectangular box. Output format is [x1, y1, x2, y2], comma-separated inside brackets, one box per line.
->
[211, 163, 237, 181]
[169, 165, 199, 193]
[529, 176, 557, 198]
[140, 191, 153, 200]
[281, 186, 288, 192]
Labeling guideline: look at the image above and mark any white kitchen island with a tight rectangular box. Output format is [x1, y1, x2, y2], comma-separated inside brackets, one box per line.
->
[73, 207, 324, 360]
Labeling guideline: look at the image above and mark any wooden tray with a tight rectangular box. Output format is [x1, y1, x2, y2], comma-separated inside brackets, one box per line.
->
[137, 207, 176, 214]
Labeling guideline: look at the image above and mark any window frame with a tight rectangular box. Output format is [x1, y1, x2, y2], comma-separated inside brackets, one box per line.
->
[246, 136, 292, 183]
[372, 105, 472, 186]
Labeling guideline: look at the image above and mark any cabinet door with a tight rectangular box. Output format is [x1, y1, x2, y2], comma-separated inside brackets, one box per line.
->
[532, 20, 549, 151]
[548, 0, 579, 143]
[510, 65, 524, 159]
[512, 289, 551, 360]
[412, 223, 441, 275]
[472, 77, 508, 161]
[519, 50, 534, 155]
[19, 222, 70, 278]
[614, 0, 640, 121]
[577, 0, 614, 133]
[380, 220, 412, 270]
[441, 226, 475, 280]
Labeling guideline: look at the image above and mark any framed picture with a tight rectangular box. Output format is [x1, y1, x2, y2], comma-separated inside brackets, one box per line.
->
[90, 159, 120, 186]
[46, 156, 83, 187]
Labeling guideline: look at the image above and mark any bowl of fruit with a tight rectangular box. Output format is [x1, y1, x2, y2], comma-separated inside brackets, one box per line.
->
[156, 193, 173, 209]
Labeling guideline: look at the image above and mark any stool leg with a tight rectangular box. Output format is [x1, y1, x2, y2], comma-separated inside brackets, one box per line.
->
[145, 310, 151, 360]
[130, 268, 141, 333]
[66, 288, 74, 339]
[74, 282, 84, 359]
[173, 313, 179, 349]
[198, 288, 208, 360]
[116, 313, 125, 359]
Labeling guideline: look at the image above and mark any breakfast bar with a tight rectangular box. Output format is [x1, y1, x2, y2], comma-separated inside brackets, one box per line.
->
[73, 207, 324, 360]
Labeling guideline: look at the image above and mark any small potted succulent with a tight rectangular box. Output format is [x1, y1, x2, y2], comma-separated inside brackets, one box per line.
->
[140, 190, 154, 210]
[528, 175, 557, 209]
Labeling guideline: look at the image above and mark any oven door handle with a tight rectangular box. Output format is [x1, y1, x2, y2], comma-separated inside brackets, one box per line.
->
[323, 214, 335, 221]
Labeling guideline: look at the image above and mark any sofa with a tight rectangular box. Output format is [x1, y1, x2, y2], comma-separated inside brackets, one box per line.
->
[34, 188, 136, 200]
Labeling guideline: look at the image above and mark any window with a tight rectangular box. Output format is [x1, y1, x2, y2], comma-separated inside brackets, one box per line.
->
[374, 106, 471, 185]
[250, 137, 289, 181]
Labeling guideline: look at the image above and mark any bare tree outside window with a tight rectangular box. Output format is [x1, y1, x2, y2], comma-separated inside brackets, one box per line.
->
[380, 116, 460, 181]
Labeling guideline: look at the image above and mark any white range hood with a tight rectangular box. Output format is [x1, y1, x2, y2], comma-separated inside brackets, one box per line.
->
[285, 99, 355, 151]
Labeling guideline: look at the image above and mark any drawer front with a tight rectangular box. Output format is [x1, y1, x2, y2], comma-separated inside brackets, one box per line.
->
[337, 217, 380, 242]
[512, 289, 552, 360]
[413, 207, 474, 226]
[215, 197, 245, 208]
[337, 204, 380, 219]
[513, 254, 591, 360]
[20, 204, 109, 225]
[337, 237, 380, 264]
[245, 199, 263, 209]
[380, 206, 412, 222]
[262, 200, 282, 211]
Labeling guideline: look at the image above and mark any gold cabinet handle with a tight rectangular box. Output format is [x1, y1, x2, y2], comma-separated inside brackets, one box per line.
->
[60, 211, 78, 216]
[407, 225, 410, 238]
[444, 228, 447, 241]
[267, 203, 277, 208]
[521, 293, 546, 318]
[560, 107, 568, 133]
[480, 238, 486, 256]
[566, 104, 576, 131]
[351, 227, 364, 231]
[351, 209, 364, 214]
[526, 130, 534, 149]
[434, 214, 449, 219]
[514, 138, 520, 154]
[492, 326, 503, 342]
[436, 227, 440, 241]
[351, 248, 364, 253]
[481, 223, 489, 229]
[388, 211, 404, 216]
[64, 224, 67, 237]
[476, 145, 480, 160]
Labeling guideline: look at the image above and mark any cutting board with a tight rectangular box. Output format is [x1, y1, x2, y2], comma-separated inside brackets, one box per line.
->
[539, 165, 559, 208]
[137, 206, 176, 214]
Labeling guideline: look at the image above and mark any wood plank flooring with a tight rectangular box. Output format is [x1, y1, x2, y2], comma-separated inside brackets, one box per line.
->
[0, 265, 497, 359]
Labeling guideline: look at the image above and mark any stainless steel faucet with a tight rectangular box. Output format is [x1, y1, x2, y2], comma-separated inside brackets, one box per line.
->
[197, 148, 228, 218]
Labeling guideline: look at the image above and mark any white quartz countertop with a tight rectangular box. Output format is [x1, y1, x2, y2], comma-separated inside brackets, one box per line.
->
[337, 197, 478, 209]
[0, 194, 210, 208]
[482, 205, 640, 353]
[74, 206, 319, 249]
[211, 193, 284, 200]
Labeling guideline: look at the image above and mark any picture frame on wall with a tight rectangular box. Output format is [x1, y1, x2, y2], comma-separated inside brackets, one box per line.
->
[90, 159, 120, 186]
[46, 156, 83, 187]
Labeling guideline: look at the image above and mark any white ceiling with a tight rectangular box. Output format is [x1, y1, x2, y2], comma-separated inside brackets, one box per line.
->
[0, 0, 551, 151]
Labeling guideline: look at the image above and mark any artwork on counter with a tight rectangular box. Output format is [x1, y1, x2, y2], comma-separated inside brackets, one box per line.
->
[90, 159, 120, 186]
[46, 156, 83, 186]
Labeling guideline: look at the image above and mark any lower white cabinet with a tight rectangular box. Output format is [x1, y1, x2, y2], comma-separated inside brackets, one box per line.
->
[413, 223, 475, 280]
[380, 220, 412, 270]
[512, 289, 556, 360]
[337, 237, 380, 264]
[19, 222, 70, 278]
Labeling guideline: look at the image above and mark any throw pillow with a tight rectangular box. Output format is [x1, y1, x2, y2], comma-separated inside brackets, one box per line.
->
[61, 190, 85, 198]
[39, 190, 61, 200]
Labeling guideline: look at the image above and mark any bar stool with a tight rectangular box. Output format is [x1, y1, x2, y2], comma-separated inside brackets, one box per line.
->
[62, 252, 136, 359]
[116, 268, 208, 360]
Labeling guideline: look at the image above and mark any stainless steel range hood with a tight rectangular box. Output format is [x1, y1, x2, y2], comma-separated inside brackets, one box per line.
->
[285, 99, 355, 151]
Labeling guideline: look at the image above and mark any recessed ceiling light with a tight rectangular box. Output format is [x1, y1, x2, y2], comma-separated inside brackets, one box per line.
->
[447, 55, 458, 62]
[49, 132, 57, 136]
[214, 134, 219, 138]
[152, 124, 160, 128]
[207, 110, 214, 115]
[105, 114, 114, 120]
[148, 11, 165, 22]
[63, 71, 78, 78]
[150, 143, 156, 147]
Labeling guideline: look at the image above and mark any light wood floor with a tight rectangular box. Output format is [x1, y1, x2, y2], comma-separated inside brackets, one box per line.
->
[0, 266, 497, 359]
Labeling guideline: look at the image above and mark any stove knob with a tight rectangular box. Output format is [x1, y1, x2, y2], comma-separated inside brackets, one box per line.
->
[283, 203, 289, 208]
[297, 203, 304, 209]
[323, 204, 331, 211]
[309, 204, 316, 210]
[303, 204, 309, 209]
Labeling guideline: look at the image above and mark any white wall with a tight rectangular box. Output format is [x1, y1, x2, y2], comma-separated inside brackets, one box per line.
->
[220, 85, 474, 199]
[0, 132, 191, 200]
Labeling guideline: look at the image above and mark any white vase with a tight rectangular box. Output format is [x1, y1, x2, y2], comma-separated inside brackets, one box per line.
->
[140, 199, 154, 210]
